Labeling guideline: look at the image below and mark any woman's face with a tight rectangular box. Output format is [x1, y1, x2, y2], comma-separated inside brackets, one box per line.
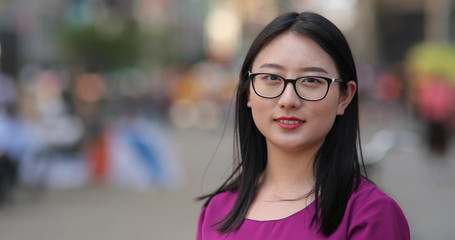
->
[248, 31, 355, 154]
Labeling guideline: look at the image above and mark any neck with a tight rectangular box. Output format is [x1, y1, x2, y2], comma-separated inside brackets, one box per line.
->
[260, 143, 317, 199]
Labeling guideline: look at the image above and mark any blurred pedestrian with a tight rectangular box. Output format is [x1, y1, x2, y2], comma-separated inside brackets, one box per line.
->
[0, 75, 23, 202]
[415, 77, 455, 156]
[197, 12, 409, 239]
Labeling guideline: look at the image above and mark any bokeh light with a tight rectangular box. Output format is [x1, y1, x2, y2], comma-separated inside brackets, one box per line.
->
[74, 73, 106, 103]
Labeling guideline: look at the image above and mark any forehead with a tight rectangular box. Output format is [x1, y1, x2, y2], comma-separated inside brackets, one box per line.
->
[251, 31, 338, 76]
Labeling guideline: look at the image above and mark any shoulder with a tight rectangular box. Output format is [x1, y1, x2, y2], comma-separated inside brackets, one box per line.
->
[207, 190, 238, 211]
[198, 190, 238, 225]
[197, 191, 238, 240]
[348, 178, 405, 216]
[350, 178, 392, 203]
[345, 178, 410, 239]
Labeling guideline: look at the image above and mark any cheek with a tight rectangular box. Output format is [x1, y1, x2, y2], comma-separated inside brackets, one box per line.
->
[310, 100, 339, 130]
[248, 84, 267, 110]
[248, 94, 273, 131]
[249, 95, 268, 117]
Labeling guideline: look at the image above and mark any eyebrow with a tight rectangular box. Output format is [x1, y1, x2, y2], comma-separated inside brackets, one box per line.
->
[301, 67, 329, 74]
[258, 63, 329, 74]
[258, 63, 285, 70]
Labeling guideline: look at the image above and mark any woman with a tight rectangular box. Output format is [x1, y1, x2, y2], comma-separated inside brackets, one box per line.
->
[197, 12, 409, 239]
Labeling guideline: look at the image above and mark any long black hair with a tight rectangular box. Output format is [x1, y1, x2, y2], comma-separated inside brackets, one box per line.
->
[200, 11, 364, 236]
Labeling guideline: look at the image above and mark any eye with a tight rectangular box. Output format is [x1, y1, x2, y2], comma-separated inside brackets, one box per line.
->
[302, 77, 321, 83]
[265, 74, 280, 81]
[256, 73, 281, 81]
[301, 77, 325, 84]
[298, 77, 327, 89]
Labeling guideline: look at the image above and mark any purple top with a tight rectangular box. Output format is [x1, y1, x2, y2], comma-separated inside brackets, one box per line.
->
[197, 178, 410, 239]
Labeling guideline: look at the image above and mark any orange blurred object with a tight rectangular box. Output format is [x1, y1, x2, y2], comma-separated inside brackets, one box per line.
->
[86, 131, 109, 184]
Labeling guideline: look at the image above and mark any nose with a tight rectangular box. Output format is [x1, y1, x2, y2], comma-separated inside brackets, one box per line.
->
[278, 82, 302, 109]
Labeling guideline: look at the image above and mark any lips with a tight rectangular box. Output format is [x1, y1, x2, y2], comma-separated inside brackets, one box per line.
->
[275, 117, 304, 130]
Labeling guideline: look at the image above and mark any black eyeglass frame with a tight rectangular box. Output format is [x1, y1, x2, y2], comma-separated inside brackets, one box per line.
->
[248, 71, 348, 101]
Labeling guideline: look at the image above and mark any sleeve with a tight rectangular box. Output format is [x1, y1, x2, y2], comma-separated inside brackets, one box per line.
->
[196, 207, 207, 240]
[348, 196, 410, 240]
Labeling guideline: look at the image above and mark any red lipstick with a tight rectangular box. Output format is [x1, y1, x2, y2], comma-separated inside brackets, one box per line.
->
[275, 117, 304, 130]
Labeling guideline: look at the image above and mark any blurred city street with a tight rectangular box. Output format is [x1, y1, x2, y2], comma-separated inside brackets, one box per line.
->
[0, 113, 455, 240]
[0, 0, 455, 240]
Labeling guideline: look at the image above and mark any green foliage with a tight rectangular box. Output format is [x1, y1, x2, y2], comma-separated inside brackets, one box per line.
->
[58, 20, 145, 72]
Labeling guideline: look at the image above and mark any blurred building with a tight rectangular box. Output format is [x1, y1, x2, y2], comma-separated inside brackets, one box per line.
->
[376, 0, 454, 64]
[0, 0, 453, 73]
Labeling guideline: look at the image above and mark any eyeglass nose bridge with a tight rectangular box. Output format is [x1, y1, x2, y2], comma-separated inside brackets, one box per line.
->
[280, 78, 302, 98]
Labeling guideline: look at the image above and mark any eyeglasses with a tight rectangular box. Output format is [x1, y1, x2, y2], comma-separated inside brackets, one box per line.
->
[248, 71, 347, 101]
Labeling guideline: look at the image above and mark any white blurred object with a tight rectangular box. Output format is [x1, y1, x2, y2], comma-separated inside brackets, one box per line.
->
[363, 129, 397, 165]
[17, 116, 87, 189]
[38, 115, 84, 147]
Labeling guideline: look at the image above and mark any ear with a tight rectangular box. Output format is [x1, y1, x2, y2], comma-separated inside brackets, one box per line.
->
[247, 96, 252, 108]
[337, 81, 356, 115]
[247, 85, 252, 108]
